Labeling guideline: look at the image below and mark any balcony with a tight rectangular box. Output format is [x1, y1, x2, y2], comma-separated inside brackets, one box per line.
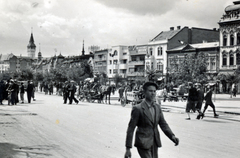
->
[108, 64, 119, 69]
[127, 72, 145, 77]
[119, 64, 127, 69]
[128, 60, 145, 66]
[94, 57, 107, 62]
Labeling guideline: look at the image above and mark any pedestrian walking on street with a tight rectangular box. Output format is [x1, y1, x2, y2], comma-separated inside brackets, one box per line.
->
[118, 85, 124, 102]
[195, 83, 204, 119]
[232, 86, 237, 97]
[20, 82, 25, 103]
[44, 82, 48, 95]
[32, 82, 36, 101]
[185, 82, 198, 120]
[6, 80, 14, 105]
[63, 81, 70, 104]
[27, 81, 34, 103]
[68, 80, 78, 104]
[0, 80, 5, 105]
[202, 86, 219, 118]
[124, 82, 179, 158]
[162, 87, 168, 102]
[15, 80, 19, 104]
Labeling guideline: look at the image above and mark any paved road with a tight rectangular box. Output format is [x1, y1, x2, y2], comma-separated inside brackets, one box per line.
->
[0, 92, 239, 158]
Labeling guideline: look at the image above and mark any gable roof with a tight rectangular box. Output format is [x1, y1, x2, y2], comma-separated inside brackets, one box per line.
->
[151, 29, 182, 42]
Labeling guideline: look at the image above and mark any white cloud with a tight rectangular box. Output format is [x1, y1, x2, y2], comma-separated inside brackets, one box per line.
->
[0, 0, 235, 57]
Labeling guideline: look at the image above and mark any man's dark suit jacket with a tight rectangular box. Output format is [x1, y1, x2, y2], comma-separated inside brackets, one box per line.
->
[125, 100, 175, 149]
[204, 90, 213, 104]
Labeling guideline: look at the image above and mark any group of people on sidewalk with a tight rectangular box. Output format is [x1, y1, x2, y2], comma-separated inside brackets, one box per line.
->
[0, 79, 36, 105]
[62, 80, 79, 105]
[186, 82, 219, 120]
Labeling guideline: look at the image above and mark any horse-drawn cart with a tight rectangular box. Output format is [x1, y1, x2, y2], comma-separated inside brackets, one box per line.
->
[121, 89, 144, 106]
[79, 90, 103, 103]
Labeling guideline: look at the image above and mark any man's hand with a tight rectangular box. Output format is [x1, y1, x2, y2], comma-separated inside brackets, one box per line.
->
[124, 148, 131, 158]
[172, 136, 179, 146]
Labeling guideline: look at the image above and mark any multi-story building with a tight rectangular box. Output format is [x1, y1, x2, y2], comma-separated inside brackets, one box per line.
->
[107, 45, 129, 79]
[128, 45, 147, 81]
[0, 54, 12, 73]
[167, 41, 219, 82]
[0, 53, 34, 73]
[93, 49, 109, 75]
[219, 0, 240, 92]
[147, 26, 219, 81]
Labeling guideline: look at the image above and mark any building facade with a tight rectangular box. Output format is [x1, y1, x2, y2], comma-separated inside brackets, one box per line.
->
[167, 42, 219, 83]
[107, 46, 129, 79]
[93, 49, 109, 75]
[219, 0, 240, 92]
[147, 26, 219, 81]
[128, 45, 147, 81]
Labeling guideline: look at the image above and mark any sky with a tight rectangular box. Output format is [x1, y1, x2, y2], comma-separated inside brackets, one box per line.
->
[0, 0, 234, 57]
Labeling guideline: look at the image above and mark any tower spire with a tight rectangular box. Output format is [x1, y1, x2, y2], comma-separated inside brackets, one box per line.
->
[82, 40, 85, 56]
[27, 28, 36, 59]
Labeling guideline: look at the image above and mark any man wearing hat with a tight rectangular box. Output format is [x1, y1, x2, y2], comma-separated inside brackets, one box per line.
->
[125, 82, 179, 158]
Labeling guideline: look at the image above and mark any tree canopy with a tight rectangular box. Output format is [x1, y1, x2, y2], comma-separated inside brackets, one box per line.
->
[168, 52, 208, 85]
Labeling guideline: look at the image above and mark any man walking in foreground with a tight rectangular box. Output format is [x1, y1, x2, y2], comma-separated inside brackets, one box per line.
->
[124, 82, 179, 158]
[202, 86, 219, 118]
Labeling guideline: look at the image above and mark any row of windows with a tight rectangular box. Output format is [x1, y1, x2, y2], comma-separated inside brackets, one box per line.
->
[223, 33, 240, 46]
[149, 47, 163, 56]
[222, 53, 240, 65]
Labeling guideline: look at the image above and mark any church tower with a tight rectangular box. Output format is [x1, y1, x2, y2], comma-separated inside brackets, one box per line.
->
[38, 43, 42, 62]
[82, 40, 85, 56]
[27, 29, 36, 59]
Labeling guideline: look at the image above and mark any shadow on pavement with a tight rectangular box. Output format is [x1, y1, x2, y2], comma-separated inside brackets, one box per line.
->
[0, 143, 55, 157]
[202, 119, 228, 123]
[0, 143, 19, 158]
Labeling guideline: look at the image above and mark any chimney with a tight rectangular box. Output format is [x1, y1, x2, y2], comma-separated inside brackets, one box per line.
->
[177, 26, 181, 30]
[170, 27, 174, 31]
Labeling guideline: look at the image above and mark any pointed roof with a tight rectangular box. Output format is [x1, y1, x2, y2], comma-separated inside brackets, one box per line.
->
[57, 53, 65, 58]
[27, 33, 36, 48]
[82, 40, 85, 55]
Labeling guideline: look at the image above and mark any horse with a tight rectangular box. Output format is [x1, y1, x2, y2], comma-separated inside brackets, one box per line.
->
[100, 85, 113, 104]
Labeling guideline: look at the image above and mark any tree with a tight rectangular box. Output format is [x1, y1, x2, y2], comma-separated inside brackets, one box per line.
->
[67, 60, 93, 83]
[168, 52, 208, 85]
[145, 65, 160, 82]
[94, 72, 108, 85]
[35, 72, 44, 82]
[49, 68, 68, 83]
[113, 73, 124, 87]
[226, 72, 240, 98]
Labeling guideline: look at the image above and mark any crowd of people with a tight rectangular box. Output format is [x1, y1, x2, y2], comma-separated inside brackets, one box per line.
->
[185, 82, 219, 120]
[0, 79, 36, 105]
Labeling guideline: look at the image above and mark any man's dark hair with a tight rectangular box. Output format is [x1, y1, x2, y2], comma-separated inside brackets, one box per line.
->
[142, 82, 158, 91]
